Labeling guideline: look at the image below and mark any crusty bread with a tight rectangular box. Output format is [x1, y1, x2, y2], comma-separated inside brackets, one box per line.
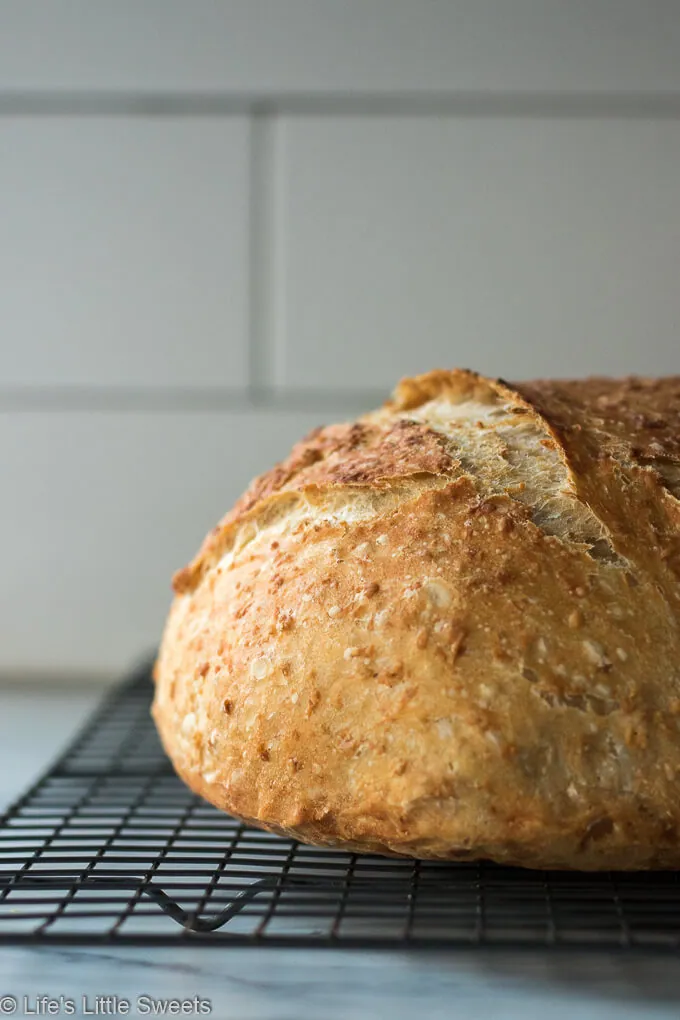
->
[152, 369, 680, 869]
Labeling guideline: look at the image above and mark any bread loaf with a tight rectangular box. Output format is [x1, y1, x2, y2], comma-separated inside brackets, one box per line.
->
[152, 369, 680, 869]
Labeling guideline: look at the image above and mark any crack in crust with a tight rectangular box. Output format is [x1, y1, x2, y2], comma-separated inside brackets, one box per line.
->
[175, 369, 680, 596]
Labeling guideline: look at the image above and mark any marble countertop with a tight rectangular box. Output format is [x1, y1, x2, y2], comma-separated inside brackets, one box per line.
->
[1, 682, 679, 1020]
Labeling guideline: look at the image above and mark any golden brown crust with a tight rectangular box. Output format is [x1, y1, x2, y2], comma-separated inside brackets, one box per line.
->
[154, 369, 680, 869]
[172, 417, 456, 594]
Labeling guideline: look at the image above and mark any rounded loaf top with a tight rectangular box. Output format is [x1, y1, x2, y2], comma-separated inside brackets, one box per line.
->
[153, 369, 680, 869]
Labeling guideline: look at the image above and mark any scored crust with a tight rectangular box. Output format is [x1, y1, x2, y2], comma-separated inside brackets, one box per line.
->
[152, 369, 680, 869]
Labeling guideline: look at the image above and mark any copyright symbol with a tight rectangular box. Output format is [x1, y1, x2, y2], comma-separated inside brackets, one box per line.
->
[0, 997, 16, 1014]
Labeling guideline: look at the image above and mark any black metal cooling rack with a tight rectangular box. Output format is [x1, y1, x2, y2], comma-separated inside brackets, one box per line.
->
[2, 661, 680, 949]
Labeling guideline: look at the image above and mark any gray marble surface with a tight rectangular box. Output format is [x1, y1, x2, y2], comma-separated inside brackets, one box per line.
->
[1, 683, 679, 1020]
[2, 945, 680, 1019]
[0, 686, 102, 812]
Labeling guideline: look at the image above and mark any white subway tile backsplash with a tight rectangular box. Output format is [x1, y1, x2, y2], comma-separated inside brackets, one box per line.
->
[0, 405, 359, 674]
[2, 5, 680, 677]
[2, 1, 680, 95]
[0, 118, 249, 388]
[277, 117, 680, 389]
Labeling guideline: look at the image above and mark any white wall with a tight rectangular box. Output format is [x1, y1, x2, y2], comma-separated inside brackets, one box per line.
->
[1, 1, 679, 676]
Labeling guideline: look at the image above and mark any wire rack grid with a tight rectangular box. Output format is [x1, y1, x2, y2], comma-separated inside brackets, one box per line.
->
[1, 661, 680, 948]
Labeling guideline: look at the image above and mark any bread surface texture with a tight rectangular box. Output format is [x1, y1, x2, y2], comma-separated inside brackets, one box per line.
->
[152, 369, 680, 869]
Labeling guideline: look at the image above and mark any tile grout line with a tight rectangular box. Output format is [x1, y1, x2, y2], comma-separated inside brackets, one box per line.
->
[271, 116, 287, 390]
[2, 91, 680, 118]
[0, 386, 383, 415]
[247, 112, 277, 395]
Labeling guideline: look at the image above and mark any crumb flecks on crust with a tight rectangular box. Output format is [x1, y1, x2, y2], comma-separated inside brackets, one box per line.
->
[155, 368, 680, 869]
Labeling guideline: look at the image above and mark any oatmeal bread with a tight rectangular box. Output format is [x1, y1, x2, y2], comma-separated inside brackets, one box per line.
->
[152, 369, 680, 869]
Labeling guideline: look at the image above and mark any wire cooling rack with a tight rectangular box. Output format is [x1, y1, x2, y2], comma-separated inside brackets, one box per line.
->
[1, 661, 680, 948]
